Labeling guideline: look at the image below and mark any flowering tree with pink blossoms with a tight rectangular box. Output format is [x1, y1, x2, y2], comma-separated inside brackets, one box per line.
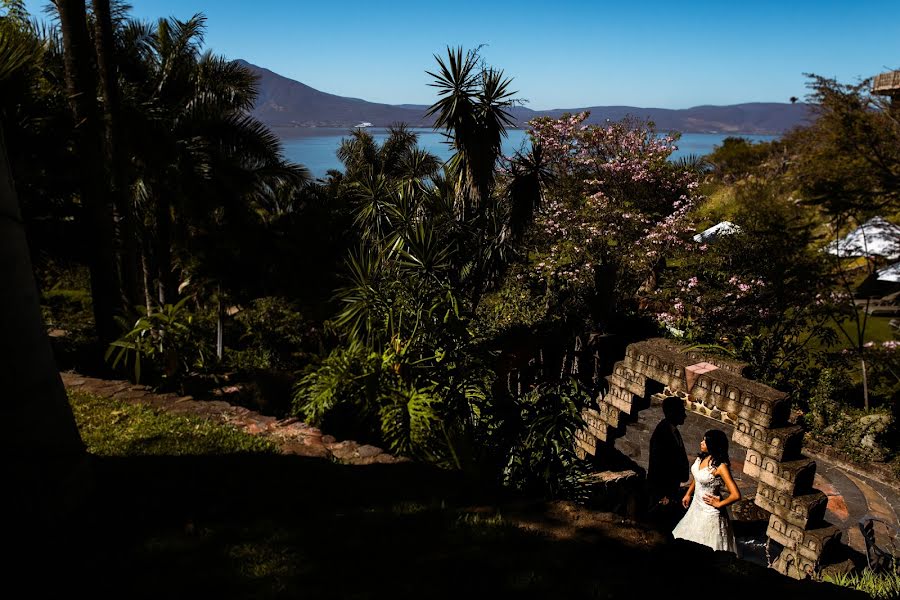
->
[524, 112, 701, 327]
[652, 183, 837, 394]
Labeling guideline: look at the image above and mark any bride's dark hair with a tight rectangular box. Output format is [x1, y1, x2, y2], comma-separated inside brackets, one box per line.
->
[698, 429, 730, 468]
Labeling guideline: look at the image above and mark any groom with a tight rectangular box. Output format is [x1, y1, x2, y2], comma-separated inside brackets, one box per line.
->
[647, 396, 689, 530]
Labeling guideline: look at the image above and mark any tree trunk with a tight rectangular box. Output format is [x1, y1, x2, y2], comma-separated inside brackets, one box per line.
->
[91, 0, 140, 312]
[861, 357, 870, 411]
[58, 0, 120, 348]
[216, 284, 224, 361]
[141, 245, 153, 314]
[155, 194, 175, 305]
[0, 123, 88, 526]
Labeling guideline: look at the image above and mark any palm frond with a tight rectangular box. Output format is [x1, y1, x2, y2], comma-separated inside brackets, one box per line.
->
[0, 18, 40, 81]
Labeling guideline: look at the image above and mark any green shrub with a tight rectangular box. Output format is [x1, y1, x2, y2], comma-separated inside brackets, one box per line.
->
[292, 343, 451, 462]
[105, 297, 211, 385]
[501, 378, 593, 502]
[474, 265, 549, 339]
[706, 137, 778, 181]
[230, 296, 321, 371]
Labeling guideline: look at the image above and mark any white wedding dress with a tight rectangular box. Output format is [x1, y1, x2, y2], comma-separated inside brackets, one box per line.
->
[672, 458, 739, 554]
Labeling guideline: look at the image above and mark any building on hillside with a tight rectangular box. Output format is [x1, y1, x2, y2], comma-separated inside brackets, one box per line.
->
[873, 69, 900, 108]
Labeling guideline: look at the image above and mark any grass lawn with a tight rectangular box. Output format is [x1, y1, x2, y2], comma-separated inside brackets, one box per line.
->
[830, 311, 897, 348]
[7, 391, 865, 599]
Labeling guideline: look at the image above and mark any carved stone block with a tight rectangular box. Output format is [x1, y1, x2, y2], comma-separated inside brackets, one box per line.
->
[767, 513, 805, 549]
[733, 419, 804, 461]
[585, 418, 608, 443]
[772, 547, 816, 580]
[604, 384, 634, 414]
[607, 372, 646, 399]
[597, 402, 622, 428]
[583, 407, 603, 432]
[575, 428, 597, 455]
[690, 376, 788, 429]
[796, 522, 841, 562]
[744, 450, 816, 493]
[622, 344, 685, 391]
[754, 483, 827, 529]
[743, 448, 763, 479]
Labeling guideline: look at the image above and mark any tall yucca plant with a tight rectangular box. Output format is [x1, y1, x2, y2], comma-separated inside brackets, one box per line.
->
[426, 46, 516, 221]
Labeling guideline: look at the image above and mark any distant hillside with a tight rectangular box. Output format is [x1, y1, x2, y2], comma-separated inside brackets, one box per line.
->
[240, 59, 812, 134]
[238, 60, 429, 128]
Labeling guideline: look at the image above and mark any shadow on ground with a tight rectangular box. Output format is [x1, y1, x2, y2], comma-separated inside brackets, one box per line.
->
[7, 454, 866, 599]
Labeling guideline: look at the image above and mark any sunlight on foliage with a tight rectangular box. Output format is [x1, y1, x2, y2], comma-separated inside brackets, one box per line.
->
[821, 566, 900, 599]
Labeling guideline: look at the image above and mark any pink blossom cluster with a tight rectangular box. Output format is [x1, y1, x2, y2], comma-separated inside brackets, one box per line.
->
[652, 269, 771, 329]
[525, 112, 702, 288]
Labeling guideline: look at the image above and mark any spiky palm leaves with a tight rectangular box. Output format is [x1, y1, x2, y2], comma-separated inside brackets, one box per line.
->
[0, 11, 39, 80]
[426, 46, 516, 221]
[117, 14, 307, 304]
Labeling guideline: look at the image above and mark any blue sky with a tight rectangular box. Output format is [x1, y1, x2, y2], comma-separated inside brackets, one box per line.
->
[22, 0, 900, 109]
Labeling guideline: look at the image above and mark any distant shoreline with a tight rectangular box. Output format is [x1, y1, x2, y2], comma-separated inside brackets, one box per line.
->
[278, 129, 778, 178]
[269, 125, 783, 139]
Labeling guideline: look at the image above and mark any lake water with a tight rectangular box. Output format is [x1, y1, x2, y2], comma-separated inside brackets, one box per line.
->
[275, 127, 777, 179]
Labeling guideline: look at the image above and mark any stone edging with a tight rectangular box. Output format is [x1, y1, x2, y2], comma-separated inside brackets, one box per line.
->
[61, 372, 406, 466]
[801, 438, 900, 493]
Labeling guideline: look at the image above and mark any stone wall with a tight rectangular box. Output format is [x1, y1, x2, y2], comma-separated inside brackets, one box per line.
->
[576, 338, 840, 579]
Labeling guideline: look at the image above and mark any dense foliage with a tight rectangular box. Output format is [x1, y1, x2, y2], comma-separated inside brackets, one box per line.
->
[5, 0, 899, 507]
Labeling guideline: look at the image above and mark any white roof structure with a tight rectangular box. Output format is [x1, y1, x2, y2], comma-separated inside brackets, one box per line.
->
[826, 216, 900, 260]
[877, 262, 900, 283]
[693, 221, 741, 243]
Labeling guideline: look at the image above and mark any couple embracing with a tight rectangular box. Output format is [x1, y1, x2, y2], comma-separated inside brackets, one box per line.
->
[647, 397, 741, 554]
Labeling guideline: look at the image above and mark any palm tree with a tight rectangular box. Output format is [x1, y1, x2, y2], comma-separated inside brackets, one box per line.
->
[117, 14, 307, 310]
[91, 0, 141, 309]
[423, 47, 551, 312]
[57, 0, 120, 346]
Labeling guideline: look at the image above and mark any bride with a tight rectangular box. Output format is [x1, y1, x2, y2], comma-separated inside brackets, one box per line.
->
[672, 429, 741, 554]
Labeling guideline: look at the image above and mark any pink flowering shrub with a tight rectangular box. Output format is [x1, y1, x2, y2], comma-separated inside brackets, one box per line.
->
[652, 183, 837, 393]
[524, 112, 701, 321]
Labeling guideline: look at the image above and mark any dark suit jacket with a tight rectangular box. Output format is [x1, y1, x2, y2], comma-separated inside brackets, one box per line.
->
[647, 419, 689, 503]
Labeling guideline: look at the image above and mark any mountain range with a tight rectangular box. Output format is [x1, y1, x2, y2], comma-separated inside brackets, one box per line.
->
[238, 59, 812, 135]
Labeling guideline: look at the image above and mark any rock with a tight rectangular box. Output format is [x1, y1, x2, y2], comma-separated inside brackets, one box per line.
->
[280, 440, 331, 459]
[356, 444, 383, 459]
[329, 441, 359, 461]
[321, 435, 336, 444]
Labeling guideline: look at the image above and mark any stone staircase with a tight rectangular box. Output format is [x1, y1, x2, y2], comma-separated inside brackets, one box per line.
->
[576, 338, 842, 579]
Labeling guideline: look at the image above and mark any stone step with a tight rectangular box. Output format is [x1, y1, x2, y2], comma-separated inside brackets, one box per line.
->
[733, 421, 804, 462]
[575, 428, 598, 456]
[766, 515, 841, 562]
[603, 383, 635, 414]
[755, 483, 828, 529]
[595, 401, 623, 428]
[743, 451, 817, 495]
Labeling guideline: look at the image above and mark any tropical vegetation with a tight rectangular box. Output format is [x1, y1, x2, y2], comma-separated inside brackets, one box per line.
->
[3, 0, 899, 590]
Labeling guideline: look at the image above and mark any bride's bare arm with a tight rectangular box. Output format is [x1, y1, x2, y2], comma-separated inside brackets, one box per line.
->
[703, 464, 741, 509]
[682, 479, 695, 508]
